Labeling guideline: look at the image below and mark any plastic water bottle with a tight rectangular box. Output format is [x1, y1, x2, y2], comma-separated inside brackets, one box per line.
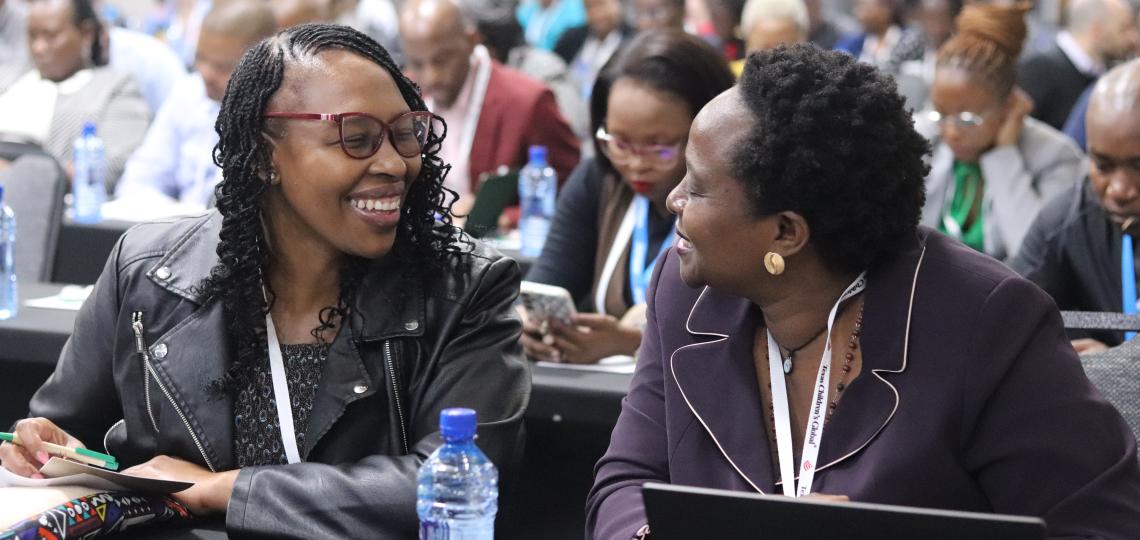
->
[518, 146, 557, 258]
[72, 122, 106, 224]
[0, 185, 16, 320]
[417, 408, 498, 540]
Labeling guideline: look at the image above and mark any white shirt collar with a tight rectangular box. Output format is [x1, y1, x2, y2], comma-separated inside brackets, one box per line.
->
[1056, 31, 1104, 77]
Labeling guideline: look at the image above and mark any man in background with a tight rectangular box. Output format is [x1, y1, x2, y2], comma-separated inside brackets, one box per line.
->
[1019, 0, 1139, 129]
[400, 0, 579, 212]
[114, 0, 277, 208]
[1012, 58, 1140, 351]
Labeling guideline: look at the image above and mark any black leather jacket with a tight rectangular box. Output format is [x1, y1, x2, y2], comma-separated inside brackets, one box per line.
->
[29, 211, 531, 538]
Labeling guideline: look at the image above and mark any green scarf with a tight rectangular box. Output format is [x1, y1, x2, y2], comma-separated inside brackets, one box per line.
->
[938, 161, 985, 252]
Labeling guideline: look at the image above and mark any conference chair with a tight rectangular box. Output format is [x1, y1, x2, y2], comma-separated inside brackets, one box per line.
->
[1062, 311, 1140, 463]
[0, 153, 67, 282]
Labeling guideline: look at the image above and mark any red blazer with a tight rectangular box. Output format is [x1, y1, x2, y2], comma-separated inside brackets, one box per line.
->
[466, 62, 580, 194]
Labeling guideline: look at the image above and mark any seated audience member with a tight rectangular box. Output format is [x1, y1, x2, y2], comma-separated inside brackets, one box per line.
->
[273, 0, 333, 28]
[0, 0, 149, 187]
[731, 0, 809, 76]
[703, 0, 747, 61]
[400, 0, 580, 213]
[919, 3, 1082, 261]
[115, 0, 276, 208]
[631, 0, 685, 32]
[516, 0, 586, 51]
[1013, 58, 1140, 352]
[331, 0, 403, 64]
[0, 24, 528, 537]
[106, 26, 187, 113]
[0, 0, 30, 92]
[553, 0, 632, 100]
[835, 0, 922, 75]
[803, 0, 856, 50]
[1018, 0, 1138, 130]
[587, 45, 1140, 539]
[463, 0, 591, 143]
[523, 30, 733, 364]
[144, 0, 211, 67]
[894, 0, 961, 107]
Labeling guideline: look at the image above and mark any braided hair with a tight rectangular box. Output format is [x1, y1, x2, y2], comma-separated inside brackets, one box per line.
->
[936, 2, 1028, 98]
[201, 23, 463, 391]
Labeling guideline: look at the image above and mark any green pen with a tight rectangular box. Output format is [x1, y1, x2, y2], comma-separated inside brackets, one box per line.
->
[0, 432, 118, 471]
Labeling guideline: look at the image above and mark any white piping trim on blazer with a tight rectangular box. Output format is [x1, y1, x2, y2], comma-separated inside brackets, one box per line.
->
[776, 242, 927, 485]
[671, 286, 767, 494]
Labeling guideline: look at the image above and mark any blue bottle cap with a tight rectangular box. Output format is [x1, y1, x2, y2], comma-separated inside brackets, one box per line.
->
[82, 122, 96, 137]
[0, 184, 5, 202]
[439, 408, 477, 441]
[528, 145, 547, 165]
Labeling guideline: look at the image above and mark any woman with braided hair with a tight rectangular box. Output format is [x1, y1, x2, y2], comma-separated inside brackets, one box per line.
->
[919, 2, 1083, 261]
[0, 23, 529, 537]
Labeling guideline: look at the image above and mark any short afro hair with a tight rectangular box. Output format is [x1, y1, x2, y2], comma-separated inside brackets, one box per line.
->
[733, 44, 929, 274]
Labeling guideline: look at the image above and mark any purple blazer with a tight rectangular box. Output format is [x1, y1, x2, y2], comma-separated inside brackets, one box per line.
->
[586, 230, 1140, 539]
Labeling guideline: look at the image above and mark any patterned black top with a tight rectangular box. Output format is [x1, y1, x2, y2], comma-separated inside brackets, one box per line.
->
[234, 343, 329, 467]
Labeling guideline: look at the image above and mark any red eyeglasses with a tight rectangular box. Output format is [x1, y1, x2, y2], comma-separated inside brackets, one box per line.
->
[262, 110, 436, 159]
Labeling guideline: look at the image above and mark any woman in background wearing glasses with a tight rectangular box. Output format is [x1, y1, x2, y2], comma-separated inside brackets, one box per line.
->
[918, 3, 1082, 262]
[0, 24, 528, 537]
[522, 30, 734, 364]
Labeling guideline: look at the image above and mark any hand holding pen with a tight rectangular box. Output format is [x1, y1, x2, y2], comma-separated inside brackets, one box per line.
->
[0, 417, 95, 478]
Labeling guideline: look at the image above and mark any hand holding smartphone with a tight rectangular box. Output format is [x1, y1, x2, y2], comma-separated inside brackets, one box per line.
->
[518, 281, 577, 327]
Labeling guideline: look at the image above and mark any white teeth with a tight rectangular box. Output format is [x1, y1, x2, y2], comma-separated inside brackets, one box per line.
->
[351, 196, 401, 212]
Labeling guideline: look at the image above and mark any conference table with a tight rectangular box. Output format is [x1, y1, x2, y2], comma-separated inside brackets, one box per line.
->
[2, 279, 628, 538]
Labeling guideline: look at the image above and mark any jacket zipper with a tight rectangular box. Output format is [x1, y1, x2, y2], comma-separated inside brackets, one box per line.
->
[384, 340, 409, 455]
[132, 312, 160, 434]
[131, 311, 216, 472]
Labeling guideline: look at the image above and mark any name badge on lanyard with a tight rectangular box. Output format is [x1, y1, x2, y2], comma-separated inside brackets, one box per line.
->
[1122, 234, 1137, 341]
[766, 273, 866, 497]
[627, 195, 676, 305]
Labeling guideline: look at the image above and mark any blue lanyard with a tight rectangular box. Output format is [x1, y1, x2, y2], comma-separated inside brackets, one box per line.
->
[628, 196, 676, 305]
[1122, 234, 1136, 341]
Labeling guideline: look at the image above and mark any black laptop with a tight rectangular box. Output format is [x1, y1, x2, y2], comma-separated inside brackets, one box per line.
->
[642, 483, 1047, 540]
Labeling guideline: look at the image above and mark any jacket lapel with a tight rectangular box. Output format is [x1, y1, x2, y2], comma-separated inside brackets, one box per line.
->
[670, 287, 774, 493]
[468, 64, 504, 194]
[145, 300, 235, 471]
[807, 232, 927, 476]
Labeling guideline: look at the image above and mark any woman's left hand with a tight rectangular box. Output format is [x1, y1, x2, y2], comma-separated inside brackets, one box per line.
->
[995, 87, 1034, 148]
[122, 456, 239, 516]
[547, 313, 642, 364]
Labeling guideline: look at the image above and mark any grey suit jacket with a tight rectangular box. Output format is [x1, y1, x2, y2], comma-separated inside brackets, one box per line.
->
[919, 116, 1083, 261]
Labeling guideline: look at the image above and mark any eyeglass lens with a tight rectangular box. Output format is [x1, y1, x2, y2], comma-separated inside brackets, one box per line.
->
[341, 113, 432, 159]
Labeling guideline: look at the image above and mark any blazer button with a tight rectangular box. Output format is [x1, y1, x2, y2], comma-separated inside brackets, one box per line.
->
[353, 384, 368, 394]
[153, 343, 168, 359]
[154, 267, 172, 280]
[404, 320, 419, 331]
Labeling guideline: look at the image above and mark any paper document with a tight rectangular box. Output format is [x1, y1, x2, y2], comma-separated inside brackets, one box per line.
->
[0, 458, 192, 493]
[23, 285, 93, 311]
[536, 355, 636, 374]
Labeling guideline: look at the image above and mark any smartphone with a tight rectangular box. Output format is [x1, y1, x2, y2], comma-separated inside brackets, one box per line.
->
[518, 281, 577, 326]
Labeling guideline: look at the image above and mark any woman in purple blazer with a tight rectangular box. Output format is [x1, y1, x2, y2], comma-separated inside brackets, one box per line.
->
[586, 44, 1140, 539]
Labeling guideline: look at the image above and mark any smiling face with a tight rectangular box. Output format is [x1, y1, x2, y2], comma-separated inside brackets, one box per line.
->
[604, 77, 693, 209]
[668, 88, 774, 292]
[1088, 101, 1140, 235]
[27, 0, 94, 82]
[263, 49, 423, 261]
[930, 67, 1008, 163]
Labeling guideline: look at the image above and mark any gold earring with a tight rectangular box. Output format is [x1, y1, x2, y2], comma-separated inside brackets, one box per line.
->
[764, 252, 785, 276]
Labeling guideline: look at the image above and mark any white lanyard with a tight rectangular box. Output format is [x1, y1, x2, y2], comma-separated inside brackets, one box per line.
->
[595, 198, 638, 313]
[767, 273, 866, 497]
[265, 312, 302, 464]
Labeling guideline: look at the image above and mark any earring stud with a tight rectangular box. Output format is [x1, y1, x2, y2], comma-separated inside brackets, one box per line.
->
[764, 252, 785, 275]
